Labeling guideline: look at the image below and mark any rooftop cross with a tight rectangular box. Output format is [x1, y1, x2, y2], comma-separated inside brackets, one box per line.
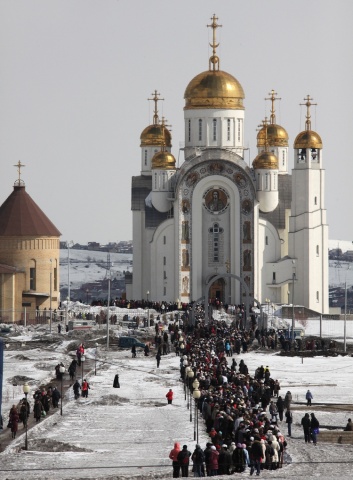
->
[148, 90, 164, 125]
[207, 14, 222, 71]
[300, 95, 317, 131]
[14, 160, 25, 186]
[265, 90, 281, 124]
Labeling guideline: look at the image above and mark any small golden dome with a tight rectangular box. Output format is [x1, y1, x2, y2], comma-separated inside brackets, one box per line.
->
[294, 130, 322, 149]
[257, 124, 288, 147]
[151, 151, 176, 170]
[184, 70, 245, 110]
[140, 124, 171, 147]
[253, 151, 278, 170]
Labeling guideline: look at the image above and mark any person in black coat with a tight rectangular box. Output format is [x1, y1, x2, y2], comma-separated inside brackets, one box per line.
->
[249, 438, 264, 476]
[285, 408, 293, 437]
[276, 396, 284, 421]
[177, 444, 191, 477]
[301, 413, 311, 443]
[156, 348, 162, 368]
[52, 387, 61, 408]
[310, 413, 319, 445]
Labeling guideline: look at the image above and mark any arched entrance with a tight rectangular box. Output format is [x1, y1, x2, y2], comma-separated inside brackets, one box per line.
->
[209, 277, 225, 303]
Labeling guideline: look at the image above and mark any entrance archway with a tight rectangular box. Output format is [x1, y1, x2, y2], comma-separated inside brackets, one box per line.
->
[209, 277, 225, 303]
[203, 273, 262, 325]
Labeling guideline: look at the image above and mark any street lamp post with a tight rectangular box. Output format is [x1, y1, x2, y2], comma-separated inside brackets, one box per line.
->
[60, 365, 65, 415]
[300, 331, 304, 364]
[291, 261, 296, 344]
[192, 379, 200, 439]
[344, 266, 350, 353]
[187, 370, 194, 422]
[23, 383, 30, 450]
[193, 384, 201, 443]
[86, 289, 89, 305]
[184, 365, 190, 403]
[107, 254, 111, 350]
[81, 354, 85, 380]
[95, 342, 98, 375]
[265, 298, 270, 329]
[146, 291, 150, 327]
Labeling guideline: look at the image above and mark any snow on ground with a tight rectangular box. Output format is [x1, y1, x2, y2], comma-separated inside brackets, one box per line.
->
[1, 325, 353, 479]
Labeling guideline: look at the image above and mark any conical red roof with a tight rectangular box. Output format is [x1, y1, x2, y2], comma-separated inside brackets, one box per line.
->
[0, 185, 61, 236]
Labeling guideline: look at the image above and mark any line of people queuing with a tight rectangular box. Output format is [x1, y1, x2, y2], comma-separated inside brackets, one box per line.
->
[168, 317, 289, 476]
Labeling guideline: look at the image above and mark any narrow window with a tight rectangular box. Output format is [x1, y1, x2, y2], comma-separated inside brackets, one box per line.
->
[163, 270, 167, 279]
[163, 287, 166, 296]
[163, 256, 166, 266]
[314, 196, 317, 205]
[212, 119, 217, 141]
[316, 291, 319, 302]
[162, 172, 166, 189]
[198, 119, 202, 141]
[188, 119, 191, 142]
[273, 173, 277, 190]
[272, 272, 276, 282]
[144, 150, 148, 166]
[163, 236, 166, 245]
[265, 236, 268, 246]
[265, 173, 269, 190]
[213, 223, 219, 262]
[237, 119, 242, 142]
[30, 266, 36, 290]
[316, 245, 319, 256]
[282, 150, 285, 166]
[227, 119, 231, 141]
[257, 173, 261, 190]
[154, 172, 158, 189]
[54, 265, 57, 291]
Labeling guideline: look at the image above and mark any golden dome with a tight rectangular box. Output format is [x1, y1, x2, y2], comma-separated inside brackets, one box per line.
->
[257, 124, 288, 147]
[253, 151, 278, 170]
[294, 130, 322, 149]
[184, 70, 245, 110]
[151, 151, 176, 170]
[140, 124, 171, 147]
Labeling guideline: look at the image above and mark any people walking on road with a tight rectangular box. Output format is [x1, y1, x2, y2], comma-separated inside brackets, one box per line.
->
[52, 387, 61, 408]
[68, 359, 77, 380]
[73, 380, 81, 399]
[131, 344, 136, 358]
[177, 444, 191, 477]
[169, 441, 181, 478]
[33, 398, 43, 422]
[276, 396, 284, 422]
[285, 408, 293, 437]
[82, 379, 90, 398]
[166, 389, 174, 404]
[156, 348, 162, 368]
[301, 413, 311, 443]
[284, 391, 292, 410]
[9, 405, 19, 439]
[310, 413, 320, 445]
[306, 389, 313, 406]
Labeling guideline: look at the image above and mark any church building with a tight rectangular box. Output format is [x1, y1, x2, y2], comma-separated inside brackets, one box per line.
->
[127, 15, 328, 314]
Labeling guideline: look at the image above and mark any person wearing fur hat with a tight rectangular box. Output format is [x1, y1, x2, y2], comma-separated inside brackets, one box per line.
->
[232, 442, 246, 473]
[177, 444, 191, 477]
[249, 436, 264, 476]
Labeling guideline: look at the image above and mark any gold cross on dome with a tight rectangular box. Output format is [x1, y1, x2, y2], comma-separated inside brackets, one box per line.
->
[300, 95, 317, 131]
[207, 14, 222, 71]
[148, 90, 164, 125]
[14, 160, 25, 185]
[265, 90, 281, 125]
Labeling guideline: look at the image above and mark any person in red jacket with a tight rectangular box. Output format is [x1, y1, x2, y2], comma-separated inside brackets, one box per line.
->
[169, 442, 181, 478]
[166, 389, 174, 404]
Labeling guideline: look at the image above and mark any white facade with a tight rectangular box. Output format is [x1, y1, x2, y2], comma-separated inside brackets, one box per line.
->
[127, 18, 329, 314]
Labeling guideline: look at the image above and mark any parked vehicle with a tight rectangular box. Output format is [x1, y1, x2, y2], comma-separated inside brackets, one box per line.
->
[118, 336, 145, 349]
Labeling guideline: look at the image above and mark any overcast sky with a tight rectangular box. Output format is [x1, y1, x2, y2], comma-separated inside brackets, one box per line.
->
[0, 0, 352, 245]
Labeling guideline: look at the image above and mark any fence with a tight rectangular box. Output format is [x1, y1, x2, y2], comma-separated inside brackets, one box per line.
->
[0, 309, 67, 326]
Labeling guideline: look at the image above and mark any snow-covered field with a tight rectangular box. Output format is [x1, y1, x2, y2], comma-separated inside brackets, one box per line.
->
[1, 322, 353, 480]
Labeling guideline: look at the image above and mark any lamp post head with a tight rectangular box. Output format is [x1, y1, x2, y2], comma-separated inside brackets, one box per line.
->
[59, 365, 65, 374]
[193, 388, 201, 399]
[23, 383, 30, 395]
[81, 355, 85, 363]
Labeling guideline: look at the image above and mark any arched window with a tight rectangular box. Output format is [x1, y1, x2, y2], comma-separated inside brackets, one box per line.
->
[30, 260, 36, 290]
[198, 119, 202, 141]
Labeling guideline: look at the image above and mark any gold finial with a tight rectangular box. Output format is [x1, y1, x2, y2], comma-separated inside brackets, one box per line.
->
[265, 90, 281, 124]
[207, 14, 222, 71]
[14, 160, 25, 186]
[257, 117, 269, 151]
[148, 90, 164, 125]
[160, 117, 172, 152]
[300, 95, 317, 131]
